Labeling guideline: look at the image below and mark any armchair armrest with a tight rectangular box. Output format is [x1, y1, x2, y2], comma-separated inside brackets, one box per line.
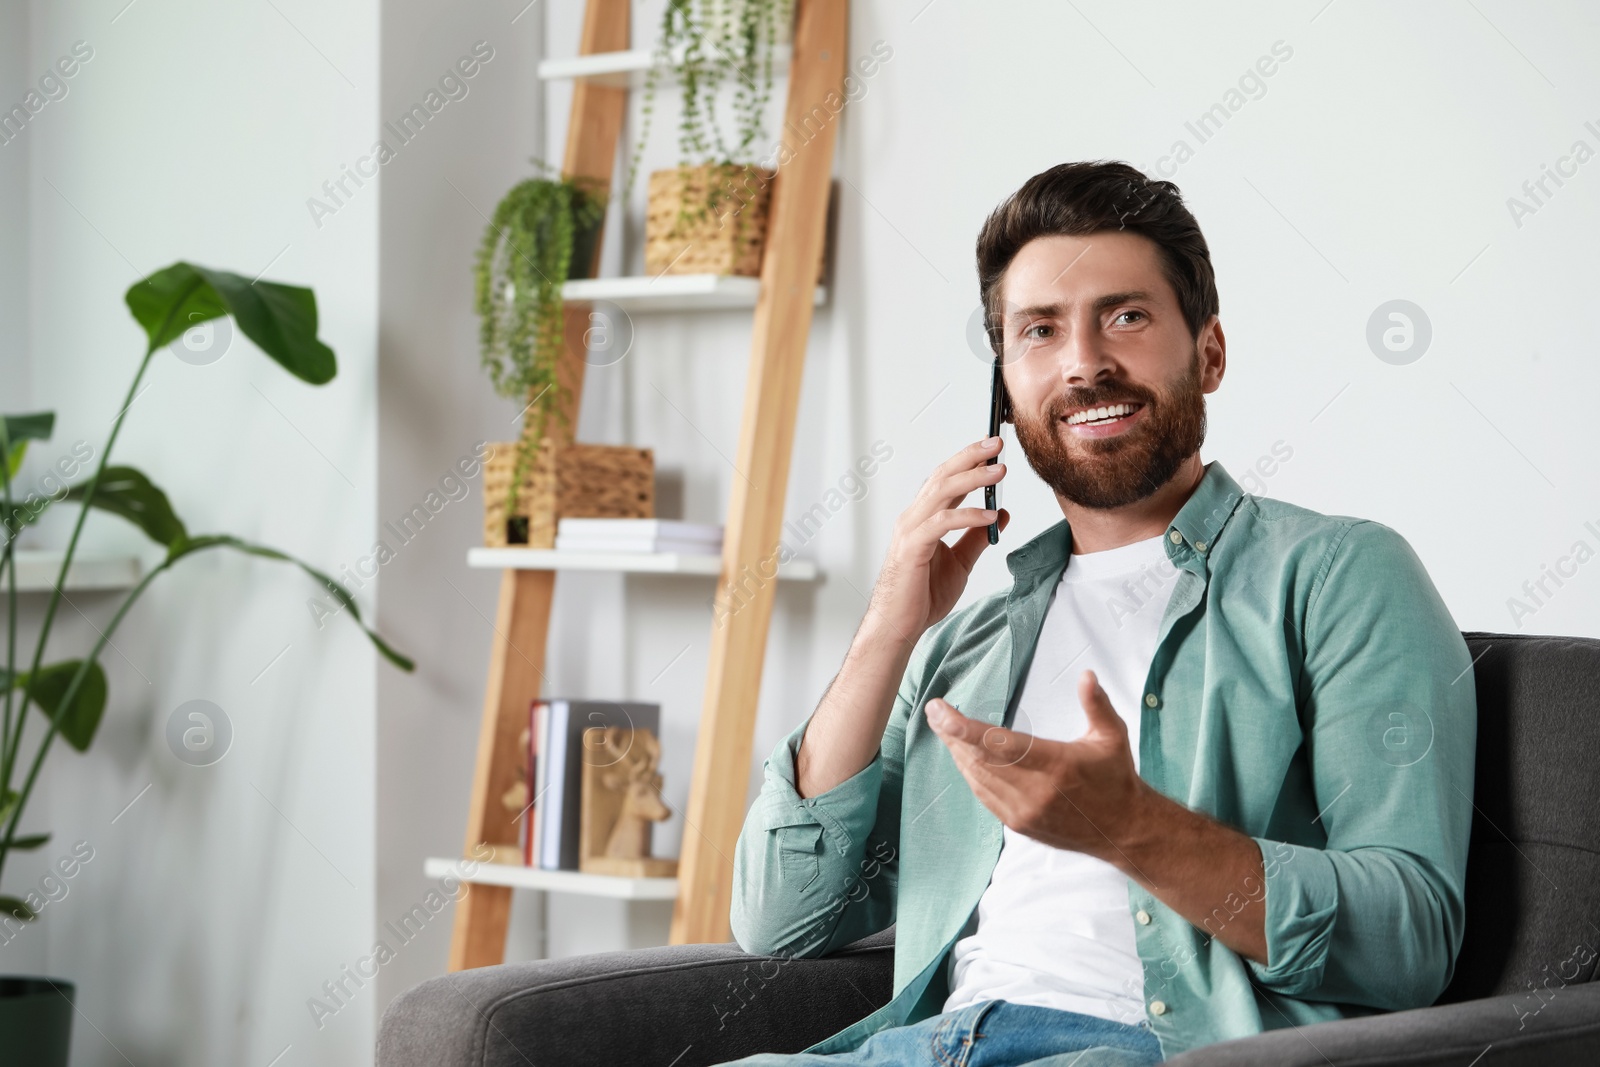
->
[1166, 981, 1600, 1066]
[377, 927, 895, 1067]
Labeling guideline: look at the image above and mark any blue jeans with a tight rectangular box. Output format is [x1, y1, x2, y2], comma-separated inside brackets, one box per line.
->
[716, 998, 1165, 1066]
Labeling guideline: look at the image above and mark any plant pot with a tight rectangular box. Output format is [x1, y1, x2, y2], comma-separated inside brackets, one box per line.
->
[645, 163, 826, 281]
[481, 439, 655, 548]
[0, 977, 74, 1067]
[565, 210, 604, 280]
[514, 196, 603, 283]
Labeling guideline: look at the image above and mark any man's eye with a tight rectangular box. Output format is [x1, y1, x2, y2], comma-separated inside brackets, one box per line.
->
[1024, 323, 1054, 340]
[1113, 310, 1146, 326]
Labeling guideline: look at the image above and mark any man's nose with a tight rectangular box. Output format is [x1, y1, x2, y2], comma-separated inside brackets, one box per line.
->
[1058, 322, 1119, 387]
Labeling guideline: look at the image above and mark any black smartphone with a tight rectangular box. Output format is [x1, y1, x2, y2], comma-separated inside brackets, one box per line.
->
[985, 357, 1009, 544]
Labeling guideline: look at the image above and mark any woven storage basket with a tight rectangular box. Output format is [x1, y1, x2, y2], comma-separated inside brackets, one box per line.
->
[645, 163, 826, 281]
[482, 439, 654, 548]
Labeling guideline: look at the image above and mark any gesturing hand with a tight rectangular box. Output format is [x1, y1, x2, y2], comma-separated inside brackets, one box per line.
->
[927, 670, 1274, 967]
[924, 669, 1154, 863]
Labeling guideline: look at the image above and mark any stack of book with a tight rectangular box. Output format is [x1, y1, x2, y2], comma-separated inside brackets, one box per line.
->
[522, 698, 662, 870]
[554, 518, 723, 556]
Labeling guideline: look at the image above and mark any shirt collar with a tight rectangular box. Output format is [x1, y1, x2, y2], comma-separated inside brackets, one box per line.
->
[1004, 459, 1246, 589]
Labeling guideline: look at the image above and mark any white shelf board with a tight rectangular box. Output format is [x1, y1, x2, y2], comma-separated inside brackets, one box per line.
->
[539, 44, 791, 89]
[468, 546, 819, 582]
[8, 550, 143, 592]
[563, 273, 827, 313]
[424, 857, 679, 901]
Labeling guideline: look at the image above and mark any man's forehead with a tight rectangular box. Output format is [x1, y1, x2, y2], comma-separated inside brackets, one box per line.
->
[1001, 231, 1171, 317]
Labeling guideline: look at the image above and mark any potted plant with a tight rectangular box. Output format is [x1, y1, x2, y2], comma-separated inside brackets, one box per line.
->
[622, 0, 803, 278]
[0, 262, 413, 1064]
[473, 159, 610, 545]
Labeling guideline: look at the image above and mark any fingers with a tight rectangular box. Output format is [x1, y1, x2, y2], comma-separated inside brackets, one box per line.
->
[913, 464, 1005, 530]
[925, 696, 959, 727]
[928, 697, 1018, 751]
[893, 439, 1007, 553]
[1078, 670, 1128, 737]
[937, 461, 1007, 506]
[934, 436, 1004, 482]
[923, 440, 1006, 507]
[918, 505, 999, 539]
[924, 697, 977, 740]
[949, 508, 1010, 572]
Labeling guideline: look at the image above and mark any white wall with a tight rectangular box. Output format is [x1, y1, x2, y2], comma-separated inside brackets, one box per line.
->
[373, 0, 553, 1010]
[2, 0, 1597, 1063]
[0, 0, 27, 392]
[4, 1, 381, 1065]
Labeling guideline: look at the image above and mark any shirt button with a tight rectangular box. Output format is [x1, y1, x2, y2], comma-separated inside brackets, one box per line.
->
[1136, 909, 1151, 925]
[1144, 693, 1159, 708]
[1150, 1000, 1168, 1016]
[1168, 530, 1183, 544]
[1194, 540, 1207, 552]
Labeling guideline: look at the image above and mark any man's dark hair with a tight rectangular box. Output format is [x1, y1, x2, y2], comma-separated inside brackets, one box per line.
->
[975, 160, 1219, 354]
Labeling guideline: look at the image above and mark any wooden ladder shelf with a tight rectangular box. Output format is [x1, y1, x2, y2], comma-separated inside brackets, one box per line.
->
[447, 0, 848, 970]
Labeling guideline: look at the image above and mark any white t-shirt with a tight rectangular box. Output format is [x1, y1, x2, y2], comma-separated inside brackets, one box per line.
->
[942, 531, 1181, 1025]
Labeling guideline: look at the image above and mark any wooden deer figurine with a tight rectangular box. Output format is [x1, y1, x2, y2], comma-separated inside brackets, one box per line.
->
[579, 726, 678, 878]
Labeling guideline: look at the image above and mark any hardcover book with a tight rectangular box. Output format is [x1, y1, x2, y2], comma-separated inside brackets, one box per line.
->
[532, 699, 662, 870]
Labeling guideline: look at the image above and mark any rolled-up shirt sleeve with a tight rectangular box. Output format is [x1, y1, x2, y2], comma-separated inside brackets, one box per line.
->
[1248, 520, 1476, 1009]
[729, 644, 919, 960]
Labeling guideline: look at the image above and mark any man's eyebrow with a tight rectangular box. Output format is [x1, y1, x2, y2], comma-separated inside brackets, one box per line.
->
[1008, 290, 1154, 322]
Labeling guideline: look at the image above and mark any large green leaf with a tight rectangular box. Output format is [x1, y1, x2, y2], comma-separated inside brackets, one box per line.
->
[0, 411, 54, 480]
[64, 466, 186, 547]
[125, 262, 336, 384]
[124, 265, 225, 351]
[9, 660, 109, 752]
[6, 833, 50, 851]
[0, 895, 35, 921]
[170, 535, 415, 671]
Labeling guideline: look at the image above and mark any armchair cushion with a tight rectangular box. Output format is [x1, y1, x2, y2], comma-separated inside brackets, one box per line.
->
[1164, 981, 1600, 1066]
[376, 927, 894, 1067]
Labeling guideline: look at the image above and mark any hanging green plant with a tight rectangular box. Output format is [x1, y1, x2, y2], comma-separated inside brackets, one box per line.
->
[473, 159, 607, 537]
[622, 0, 794, 244]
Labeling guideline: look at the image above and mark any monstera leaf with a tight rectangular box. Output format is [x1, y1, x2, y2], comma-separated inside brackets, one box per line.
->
[1, 661, 108, 752]
[3, 464, 186, 546]
[0, 412, 54, 480]
[125, 263, 336, 384]
[66, 466, 186, 546]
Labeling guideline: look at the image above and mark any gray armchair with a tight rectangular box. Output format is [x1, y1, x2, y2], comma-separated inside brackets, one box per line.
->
[378, 631, 1600, 1066]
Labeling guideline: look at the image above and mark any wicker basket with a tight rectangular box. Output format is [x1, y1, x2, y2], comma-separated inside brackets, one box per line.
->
[482, 439, 654, 549]
[645, 163, 826, 281]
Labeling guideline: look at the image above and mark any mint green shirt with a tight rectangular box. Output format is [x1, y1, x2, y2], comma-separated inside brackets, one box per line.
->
[730, 459, 1476, 1061]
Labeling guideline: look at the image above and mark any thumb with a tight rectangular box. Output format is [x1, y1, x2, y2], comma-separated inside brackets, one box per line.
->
[1078, 670, 1127, 739]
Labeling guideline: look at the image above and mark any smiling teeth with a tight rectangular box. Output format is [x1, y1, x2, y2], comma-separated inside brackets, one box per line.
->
[1067, 403, 1139, 426]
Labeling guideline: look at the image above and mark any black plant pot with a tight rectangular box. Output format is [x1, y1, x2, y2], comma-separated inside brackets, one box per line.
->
[0, 976, 74, 1066]
[566, 212, 603, 280]
[526, 208, 603, 283]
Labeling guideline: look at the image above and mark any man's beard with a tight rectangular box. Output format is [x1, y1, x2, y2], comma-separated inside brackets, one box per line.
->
[1010, 345, 1207, 510]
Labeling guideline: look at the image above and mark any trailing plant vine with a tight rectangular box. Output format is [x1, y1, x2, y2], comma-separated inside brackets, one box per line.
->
[472, 159, 607, 531]
[622, 0, 794, 249]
